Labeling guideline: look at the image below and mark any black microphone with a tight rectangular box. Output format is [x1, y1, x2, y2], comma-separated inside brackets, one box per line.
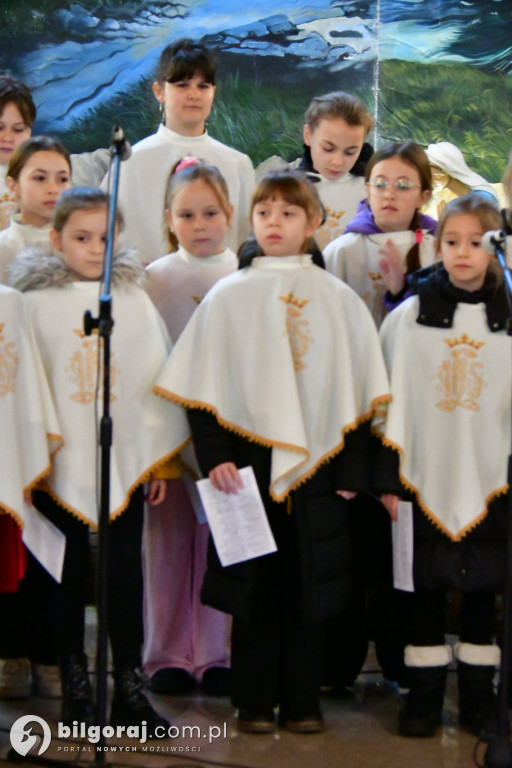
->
[482, 229, 507, 255]
[112, 125, 131, 161]
[502, 208, 512, 236]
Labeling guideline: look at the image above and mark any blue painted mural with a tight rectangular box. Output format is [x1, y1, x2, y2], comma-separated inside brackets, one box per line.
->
[2, 1, 511, 178]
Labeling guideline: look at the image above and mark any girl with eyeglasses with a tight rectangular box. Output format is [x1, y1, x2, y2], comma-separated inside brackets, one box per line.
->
[321, 142, 437, 701]
[324, 141, 437, 327]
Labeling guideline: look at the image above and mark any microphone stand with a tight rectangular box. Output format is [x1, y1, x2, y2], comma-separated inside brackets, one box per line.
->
[83, 126, 128, 762]
[478, 229, 512, 768]
[7, 127, 130, 768]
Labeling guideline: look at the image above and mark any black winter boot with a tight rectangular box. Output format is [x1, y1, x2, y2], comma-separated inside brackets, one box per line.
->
[110, 665, 169, 736]
[61, 652, 96, 726]
[456, 643, 499, 737]
[398, 645, 451, 738]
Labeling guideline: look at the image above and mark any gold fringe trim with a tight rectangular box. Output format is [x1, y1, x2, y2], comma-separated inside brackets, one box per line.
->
[1, 458, 61, 529]
[24, 462, 53, 496]
[39, 441, 190, 530]
[269, 394, 391, 503]
[154, 387, 308, 455]
[155, 387, 392, 505]
[37, 480, 92, 527]
[373, 432, 509, 541]
[47, 433, 63, 457]
[0, 505, 24, 529]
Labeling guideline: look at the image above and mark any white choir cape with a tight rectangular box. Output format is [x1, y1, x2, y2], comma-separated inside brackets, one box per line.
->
[377, 296, 511, 540]
[314, 174, 367, 249]
[155, 255, 390, 501]
[145, 246, 237, 343]
[323, 230, 437, 326]
[0, 285, 61, 527]
[23, 278, 189, 526]
[0, 166, 17, 233]
[112, 124, 254, 262]
[0, 214, 52, 285]
[257, 155, 367, 249]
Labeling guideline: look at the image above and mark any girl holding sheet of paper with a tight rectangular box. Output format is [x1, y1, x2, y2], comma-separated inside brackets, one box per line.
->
[154, 169, 390, 734]
[375, 193, 507, 739]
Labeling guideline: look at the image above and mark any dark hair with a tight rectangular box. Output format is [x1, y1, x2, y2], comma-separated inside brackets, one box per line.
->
[156, 38, 216, 86]
[239, 170, 323, 265]
[7, 135, 71, 181]
[366, 140, 432, 276]
[53, 187, 123, 233]
[252, 170, 323, 221]
[165, 158, 230, 250]
[365, 141, 432, 191]
[0, 75, 36, 127]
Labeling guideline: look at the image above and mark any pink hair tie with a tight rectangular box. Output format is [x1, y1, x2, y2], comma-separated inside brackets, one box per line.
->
[175, 156, 200, 173]
[415, 229, 423, 244]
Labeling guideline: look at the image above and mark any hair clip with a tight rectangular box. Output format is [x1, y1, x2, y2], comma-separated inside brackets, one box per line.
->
[175, 156, 200, 173]
[415, 229, 423, 244]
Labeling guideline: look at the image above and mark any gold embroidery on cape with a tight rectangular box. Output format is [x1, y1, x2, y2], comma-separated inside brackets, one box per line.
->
[435, 335, 486, 412]
[280, 292, 313, 370]
[0, 323, 19, 396]
[0, 199, 16, 231]
[66, 329, 117, 404]
[315, 206, 347, 249]
[362, 271, 387, 326]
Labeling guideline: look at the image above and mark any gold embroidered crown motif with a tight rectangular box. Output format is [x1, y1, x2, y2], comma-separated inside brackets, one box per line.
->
[444, 333, 485, 350]
[279, 291, 309, 309]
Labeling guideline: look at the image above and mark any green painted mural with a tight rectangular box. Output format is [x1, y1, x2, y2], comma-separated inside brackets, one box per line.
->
[1, 1, 511, 181]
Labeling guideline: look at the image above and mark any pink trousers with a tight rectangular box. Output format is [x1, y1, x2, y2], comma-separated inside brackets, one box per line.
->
[142, 478, 231, 681]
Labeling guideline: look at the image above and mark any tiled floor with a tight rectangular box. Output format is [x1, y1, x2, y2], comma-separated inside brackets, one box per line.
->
[0, 614, 496, 768]
[0, 675, 488, 768]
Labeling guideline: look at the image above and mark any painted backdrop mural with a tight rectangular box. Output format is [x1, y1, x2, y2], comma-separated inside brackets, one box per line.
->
[1, 0, 511, 180]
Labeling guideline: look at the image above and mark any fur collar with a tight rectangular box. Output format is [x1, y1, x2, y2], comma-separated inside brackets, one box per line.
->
[9, 246, 146, 293]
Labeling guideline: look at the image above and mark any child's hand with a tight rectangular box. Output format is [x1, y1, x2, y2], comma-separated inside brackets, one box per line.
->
[147, 480, 167, 506]
[378, 239, 405, 295]
[380, 493, 400, 521]
[209, 462, 243, 494]
[337, 490, 357, 500]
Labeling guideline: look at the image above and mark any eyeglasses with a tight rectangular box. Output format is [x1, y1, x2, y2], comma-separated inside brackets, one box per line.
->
[367, 178, 421, 194]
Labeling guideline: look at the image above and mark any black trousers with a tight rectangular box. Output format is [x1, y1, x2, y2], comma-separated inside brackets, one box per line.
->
[230, 501, 324, 716]
[0, 555, 58, 664]
[31, 488, 144, 668]
[324, 494, 411, 687]
[408, 590, 496, 647]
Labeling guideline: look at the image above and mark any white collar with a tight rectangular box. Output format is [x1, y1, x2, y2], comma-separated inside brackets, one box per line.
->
[177, 246, 233, 267]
